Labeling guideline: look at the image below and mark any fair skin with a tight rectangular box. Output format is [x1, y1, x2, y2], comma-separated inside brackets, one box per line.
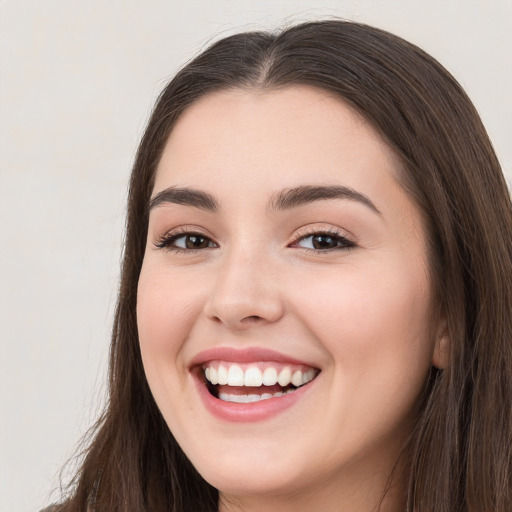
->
[137, 86, 445, 512]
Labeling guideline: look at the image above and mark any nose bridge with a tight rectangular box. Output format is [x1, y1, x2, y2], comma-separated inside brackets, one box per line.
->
[206, 240, 284, 327]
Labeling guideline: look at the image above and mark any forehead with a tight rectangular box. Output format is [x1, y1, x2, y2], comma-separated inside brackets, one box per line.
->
[154, 85, 403, 199]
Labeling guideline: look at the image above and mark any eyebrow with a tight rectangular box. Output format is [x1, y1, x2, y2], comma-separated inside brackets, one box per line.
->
[148, 184, 380, 215]
[149, 187, 219, 212]
[268, 185, 381, 214]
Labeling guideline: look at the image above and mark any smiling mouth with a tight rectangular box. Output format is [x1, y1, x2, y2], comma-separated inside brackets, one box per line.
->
[202, 362, 320, 403]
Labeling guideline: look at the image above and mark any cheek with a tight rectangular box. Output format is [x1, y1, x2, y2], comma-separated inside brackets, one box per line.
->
[136, 263, 201, 371]
[136, 261, 208, 436]
[296, 260, 434, 395]
[309, 265, 434, 444]
[301, 259, 431, 335]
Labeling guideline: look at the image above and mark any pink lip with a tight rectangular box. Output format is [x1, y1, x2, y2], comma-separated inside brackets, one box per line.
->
[190, 347, 319, 423]
[190, 346, 315, 367]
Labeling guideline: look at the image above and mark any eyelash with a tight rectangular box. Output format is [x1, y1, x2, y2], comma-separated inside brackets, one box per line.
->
[154, 227, 356, 254]
[291, 227, 356, 253]
[154, 228, 217, 253]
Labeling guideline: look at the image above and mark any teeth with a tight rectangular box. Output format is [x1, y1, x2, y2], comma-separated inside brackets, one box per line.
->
[262, 367, 278, 385]
[291, 370, 303, 387]
[204, 363, 318, 388]
[244, 367, 263, 387]
[277, 367, 292, 386]
[218, 389, 294, 403]
[227, 365, 244, 386]
[217, 365, 228, 385]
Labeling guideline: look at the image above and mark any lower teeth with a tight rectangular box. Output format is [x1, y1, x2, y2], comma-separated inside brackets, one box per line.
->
[218, 389, 294, 403]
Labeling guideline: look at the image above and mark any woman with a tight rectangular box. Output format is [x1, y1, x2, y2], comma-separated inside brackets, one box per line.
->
[50, 20, 512, 512]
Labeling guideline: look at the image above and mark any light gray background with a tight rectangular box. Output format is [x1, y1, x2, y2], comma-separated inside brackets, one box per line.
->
[1, 1, 510, 511]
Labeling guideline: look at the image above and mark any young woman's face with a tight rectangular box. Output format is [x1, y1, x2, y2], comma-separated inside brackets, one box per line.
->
[137, 86, 444, 510]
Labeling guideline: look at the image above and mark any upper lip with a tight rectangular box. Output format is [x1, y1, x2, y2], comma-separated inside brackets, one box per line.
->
[189, 346, 320, 369]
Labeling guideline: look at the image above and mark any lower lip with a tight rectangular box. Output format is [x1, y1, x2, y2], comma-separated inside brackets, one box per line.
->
[194, 374, 316, 423]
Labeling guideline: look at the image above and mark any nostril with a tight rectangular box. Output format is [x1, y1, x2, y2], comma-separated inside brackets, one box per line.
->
[241, 315, 263, 323]
[210, 315, 261, 324]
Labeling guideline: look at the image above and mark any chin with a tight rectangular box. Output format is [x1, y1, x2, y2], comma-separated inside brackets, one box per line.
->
[204, 468, 304, 500]
[189, 445, 309, 498]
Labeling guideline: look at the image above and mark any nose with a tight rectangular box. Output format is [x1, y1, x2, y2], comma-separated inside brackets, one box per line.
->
[204, 248, 284, 329]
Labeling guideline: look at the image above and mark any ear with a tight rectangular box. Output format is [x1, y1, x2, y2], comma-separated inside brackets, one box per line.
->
[432, 318, 450, 369]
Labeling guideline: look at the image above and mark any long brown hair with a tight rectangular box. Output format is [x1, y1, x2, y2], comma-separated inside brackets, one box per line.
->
[54, 20, 512, 512]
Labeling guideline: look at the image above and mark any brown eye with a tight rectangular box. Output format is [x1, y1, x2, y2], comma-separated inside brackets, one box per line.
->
[184, 235, 211, 249]
[311, 234, 338, 250]
[155, 232, 216, 251]
[294, 232, 355, 251]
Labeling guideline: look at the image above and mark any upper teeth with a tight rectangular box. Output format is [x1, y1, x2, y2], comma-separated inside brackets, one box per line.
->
[204, 364, 316, 387]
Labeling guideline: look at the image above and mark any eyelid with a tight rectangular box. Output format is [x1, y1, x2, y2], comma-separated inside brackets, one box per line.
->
[289, 225, 357, 252]
[154, 225, 218, 252]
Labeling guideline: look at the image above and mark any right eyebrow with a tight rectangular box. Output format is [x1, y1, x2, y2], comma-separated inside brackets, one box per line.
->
[148, 187, 219, 212]
[268, 184, 381, 215]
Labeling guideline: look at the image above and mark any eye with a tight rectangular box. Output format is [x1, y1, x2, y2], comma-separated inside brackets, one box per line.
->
[155, 231, 217, 252]
[293, 231, 355, 252]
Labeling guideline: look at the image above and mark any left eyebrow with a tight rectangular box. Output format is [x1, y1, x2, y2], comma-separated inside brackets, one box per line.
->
[148, 186, 219, 212]
[268, 185, 381, 215]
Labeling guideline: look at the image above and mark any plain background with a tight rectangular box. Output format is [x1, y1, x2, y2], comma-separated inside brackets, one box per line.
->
[1, 1, 510, 510]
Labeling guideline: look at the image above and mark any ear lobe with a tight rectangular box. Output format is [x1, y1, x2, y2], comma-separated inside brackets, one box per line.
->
[432, 321, 450, 369]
